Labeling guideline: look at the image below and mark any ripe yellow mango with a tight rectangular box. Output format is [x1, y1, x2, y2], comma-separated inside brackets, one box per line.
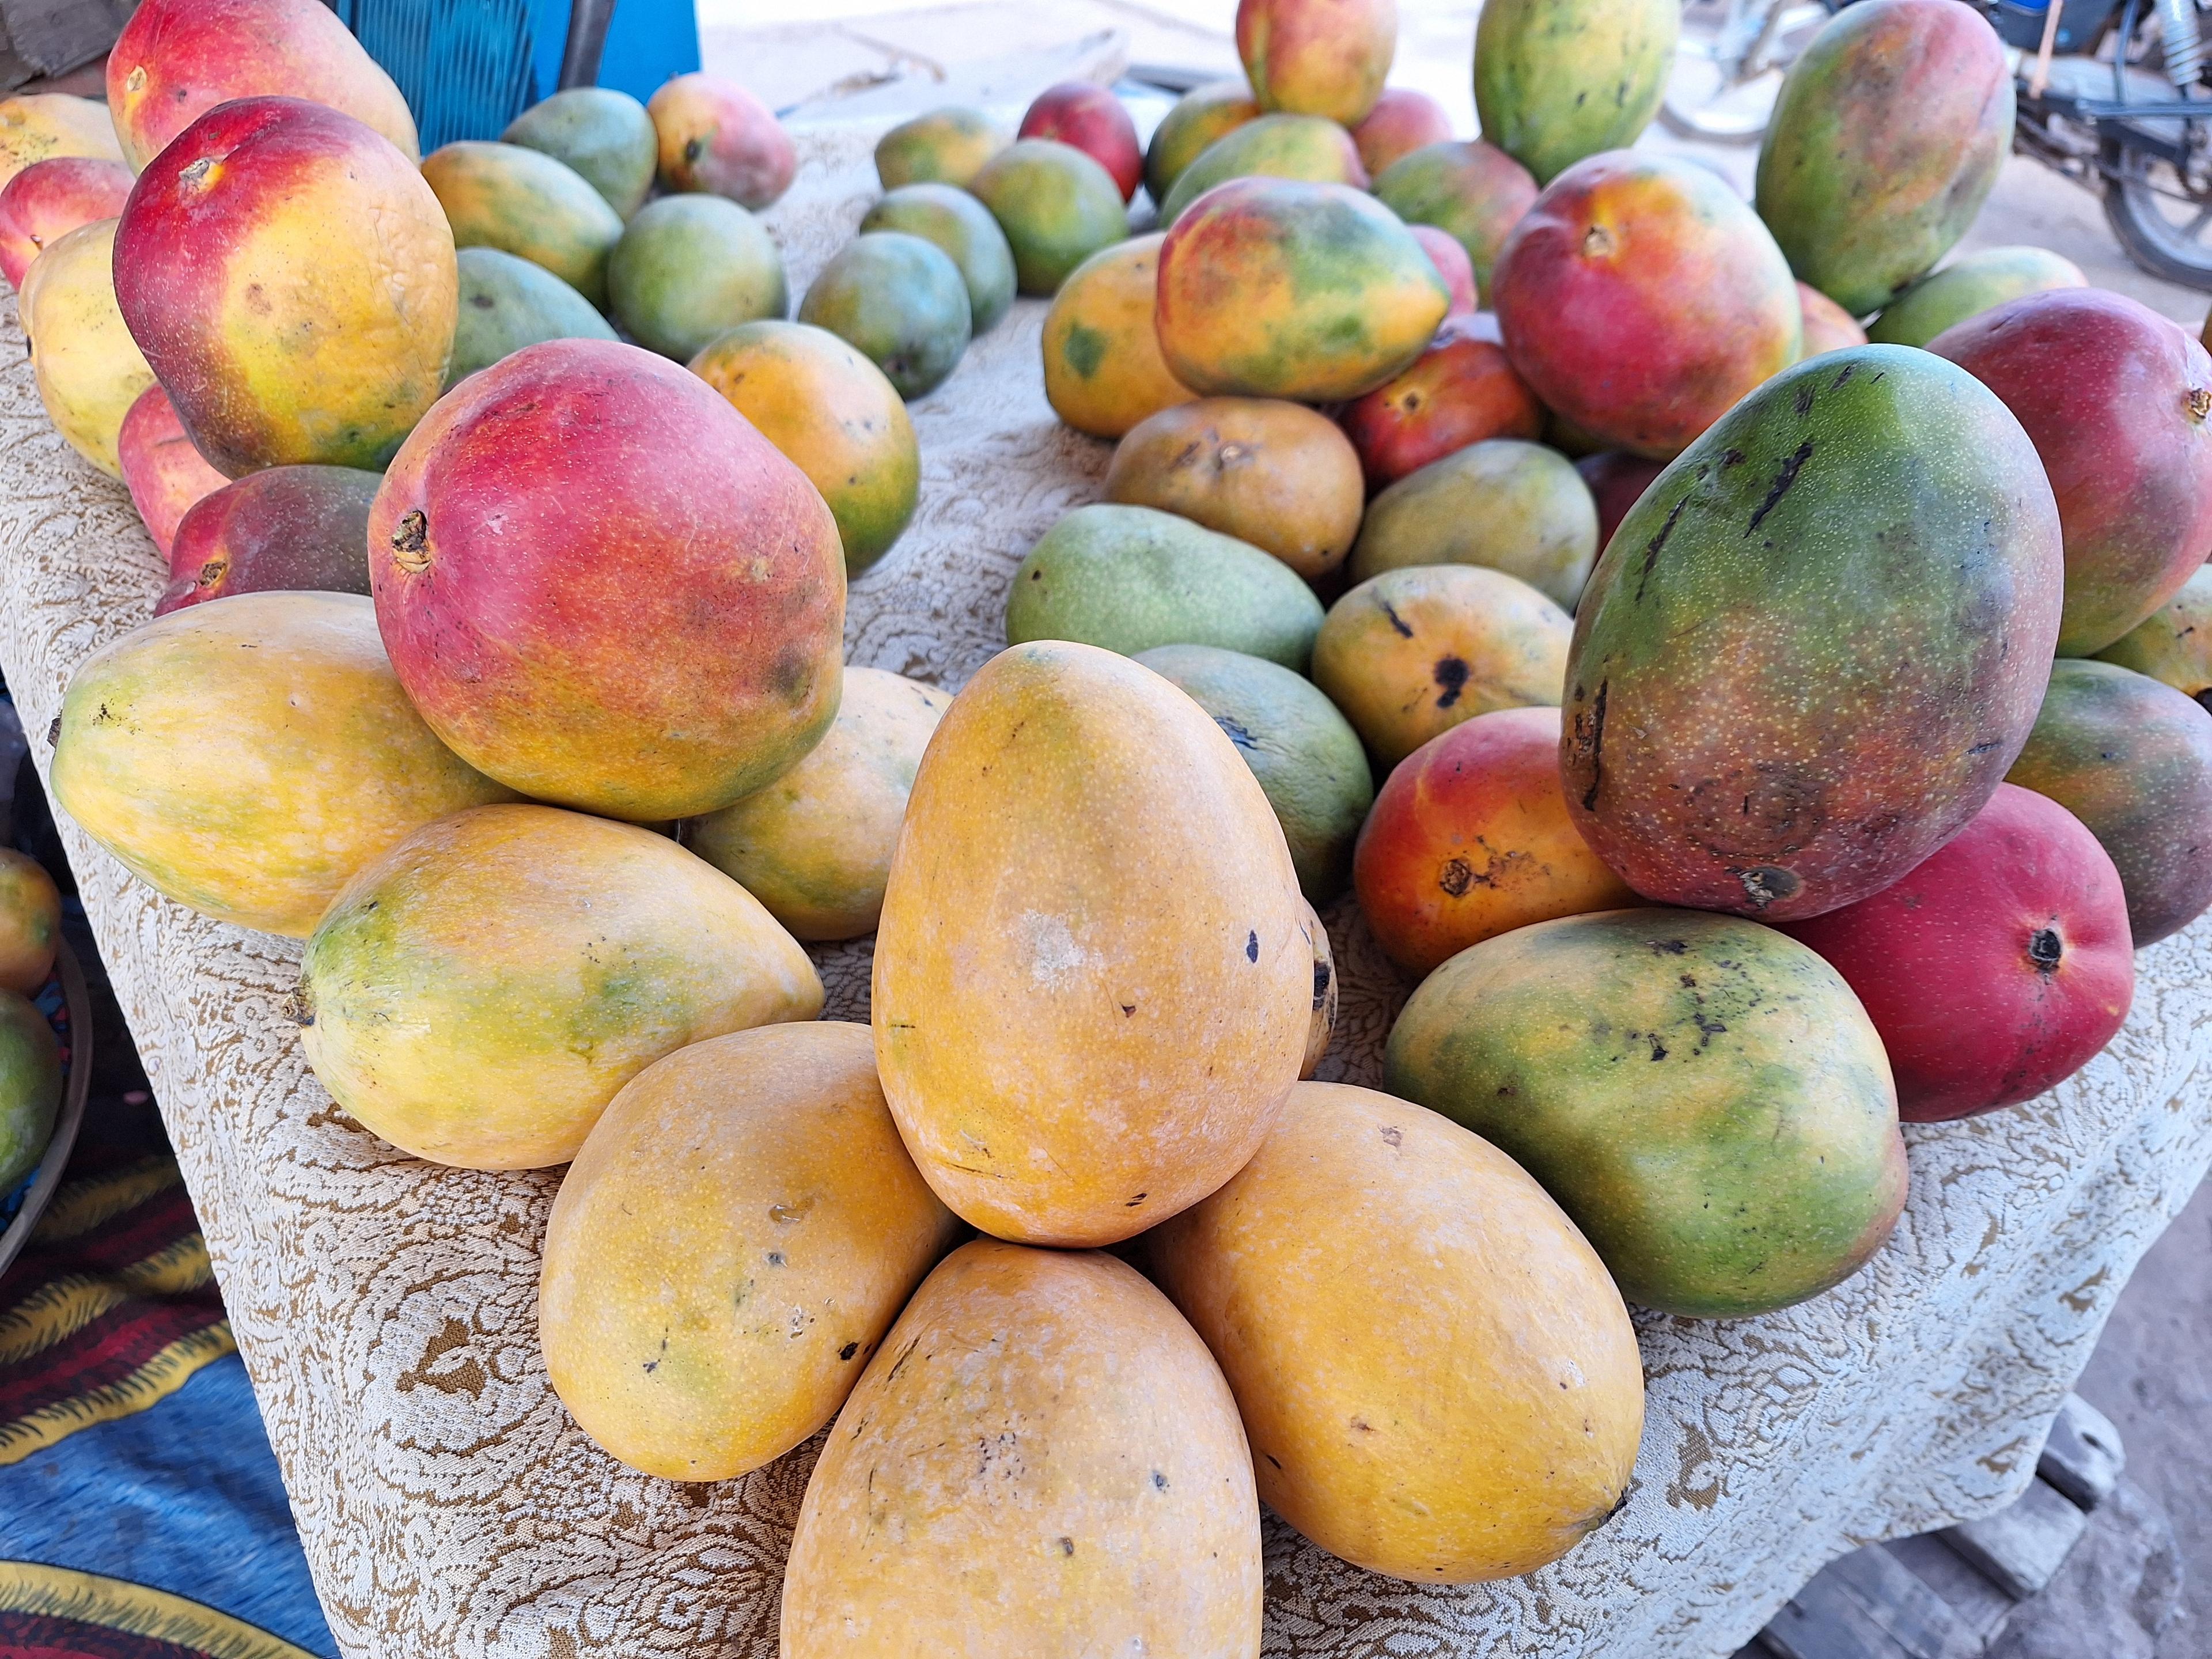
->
[22, 218, 153, 476]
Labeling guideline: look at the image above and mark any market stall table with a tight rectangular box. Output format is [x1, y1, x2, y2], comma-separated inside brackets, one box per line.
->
[1, 120, 2208, 1659]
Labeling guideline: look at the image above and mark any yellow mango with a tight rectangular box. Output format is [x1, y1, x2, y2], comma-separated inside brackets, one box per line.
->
[782, 1240, 1262, 1659]
[540, 1022, 960, 1479]
[873, 641, 1308, 1245]
[1146, 1081, 1645, 1581]
[0, 94, 124, 190]
[1040, 233, 1196, 440]
[22, 218, 153, 477]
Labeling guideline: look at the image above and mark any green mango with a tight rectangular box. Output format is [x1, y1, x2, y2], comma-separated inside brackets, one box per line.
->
[967, 139, 1128, 295]
[1156, 113, 1365, 228]
[1474, 0, 1679, 185]
[1005, 504, 1324, 671]
[448, 248, 616, 389]
[1350, 438, 1597, 610]
[860, 183, 1017, 334]
[1369, 139, 1540, 291]
[797, 232, 971, 400]
[421, 140, 626, 308]
[1134, 644, 1374, 902]
[607, 195, 787, 361]
[1867, 245, 2087, 347]
[502, 87, 658, 218]
[0, 989, 60, 1195]
[1144, 79, 1260, 204]
[1385, 907, 1908, 1318]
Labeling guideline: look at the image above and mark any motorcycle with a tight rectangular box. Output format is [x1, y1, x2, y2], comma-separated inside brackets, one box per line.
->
[1661, 0, 2212, 289]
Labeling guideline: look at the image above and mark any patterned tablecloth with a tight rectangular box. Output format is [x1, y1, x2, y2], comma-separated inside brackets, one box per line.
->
[1, 118, 2208, 1659]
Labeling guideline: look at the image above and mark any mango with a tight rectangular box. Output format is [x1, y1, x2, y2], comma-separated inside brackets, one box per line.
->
[1039, 234, 1194, 438]
[1755, 0, 2014, 316]
[422, 141, 622, 311]
[797, 231, 971, 399]
[1354, 704, 1637, 975]
[1313, 564, 1571, 768]
[1156, 112, 1368, 228]
[1389, 908, 1907, 1316]
[1237, 0, 1397, 125]
[1797, 280, 1868, 357]
[968, 139, 1128, 295]
[1474, 0, 1678, 184]
[1020, 81, 1142, 202]
[115, 99, 456, 476]
[873, 105, 1007, 190]
[1300, 897, 1336, 1075]
[2007, 659, 2212, 946]
[1006, 503, 1325, 671]
[21, 217, 154, 478]
[1370, 139, 1539, 291]
[159, 464, 379, 616]
[690, 320, 919, 575]
[1339, 312, 1545, 490]
[1156, 177, 1448, 402]
[0, 94, 124, 190]
[1931, 289, 2212, 656]
[446, 246, 616, 389]
[1493, 151, 1800, 459]
[51, 593, 516, 938]
[2097, 565, 2212, 709]
[297, 804, 820, 1170]
[1105, 396, 1363, 581]
[783, 1241, 1262, 1659]
[1144, 79, 1260, 203]
[1868, 245, 2085, 348]
[1351, 85, 1453, 175]
[859, 181, 1017, 335]
[106, 0, 417, 169]
[0, 156, 132, 289]
[1410, 224, 1479, 313]
[1146, 1080, 1642, 1580]
[874, 641, 1309, 1244]
[116, 385, 228, 557]
[647, 74, 794, 210]
[1350, 438, 1597, 609]
[502, 86, 657, 218]
[1575, 449, 1665, 550]
[1563, 348, 2062, 922]
[1134, 643, 1374, 902]
[685, 667, 948, 940]
[369, 339, 846, 821]
[540, 1022, 959, 1480]
[0, 991, 61, 1195]
[607, 194, 786, 360]
[0, 850, 60, 995]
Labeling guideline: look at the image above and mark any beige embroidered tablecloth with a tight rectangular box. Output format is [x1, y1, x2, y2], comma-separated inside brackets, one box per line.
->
[2, 119, 2208, 1659]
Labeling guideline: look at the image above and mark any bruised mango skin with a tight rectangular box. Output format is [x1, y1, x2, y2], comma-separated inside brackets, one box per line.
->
[297, 804, 821, 1170]
[50, 593, 516, 938]
[1756, 0, 2014, 316]
[1156, 177, 1449, 403]
[423, 141, 624, 310]
[21, 218, 153, 478]
[1145, 80, 1262, 203]
[368, 338, 846, 822]
[1387, 908, 1909, 1317]
[107, 0, 418, 169]
[113, 97, 456, 476]
[540, 1022, 959, 1480]
[1156, 113, 1367, 227]
[783, 1241, 1263, 1659]
[873, 642, 1310, 1247]
[1237, 0, 1397, 126]
[685, 668, 948, 941]
[1474, 0, 1677, 185]
[1562, 347, 2063, 922]
[1041, 234, 1195, 438]
[1146, 1081, 1643, 1581]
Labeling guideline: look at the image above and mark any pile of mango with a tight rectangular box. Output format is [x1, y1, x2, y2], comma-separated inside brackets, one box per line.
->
[7, 0, 2212, 1645]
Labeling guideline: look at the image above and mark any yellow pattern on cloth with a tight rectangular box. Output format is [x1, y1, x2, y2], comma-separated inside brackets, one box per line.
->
[0, 1560, 317, 1658]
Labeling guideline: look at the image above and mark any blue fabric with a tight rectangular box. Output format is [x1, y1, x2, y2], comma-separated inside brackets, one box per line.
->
[0, 1355, 337, 1657]
[525, 0, 702, 108]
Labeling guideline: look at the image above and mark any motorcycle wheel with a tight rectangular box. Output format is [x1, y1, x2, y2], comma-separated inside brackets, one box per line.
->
[2103, 137, 2212, 290]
